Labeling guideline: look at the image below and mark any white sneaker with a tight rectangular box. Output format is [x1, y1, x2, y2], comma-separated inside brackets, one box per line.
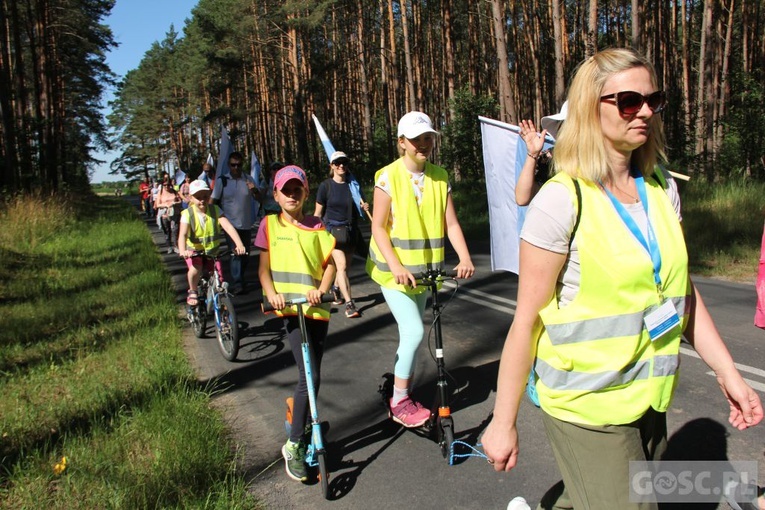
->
[507, 496, 531, 510]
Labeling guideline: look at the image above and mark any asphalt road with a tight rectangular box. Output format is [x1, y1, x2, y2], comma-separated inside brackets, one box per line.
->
[144, 214, 764, 510]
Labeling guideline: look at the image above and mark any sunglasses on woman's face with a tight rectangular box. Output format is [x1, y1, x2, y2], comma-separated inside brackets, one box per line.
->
[600, 90, 667, 116]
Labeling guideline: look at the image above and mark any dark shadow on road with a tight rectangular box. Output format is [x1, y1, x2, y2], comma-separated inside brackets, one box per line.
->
[324, 419, 407, 501]
[234, 317, 287, 362]
[353, 290, 386, 315]
[657, 418, 730, 510]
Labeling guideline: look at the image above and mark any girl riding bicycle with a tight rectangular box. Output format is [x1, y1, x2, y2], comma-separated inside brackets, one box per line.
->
[366, 111, 474, 428]
[178, 180, 246, 307]
[255, 165, 337, 483]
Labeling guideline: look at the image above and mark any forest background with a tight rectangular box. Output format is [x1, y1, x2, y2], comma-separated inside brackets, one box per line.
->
[1, 0, 764, 192]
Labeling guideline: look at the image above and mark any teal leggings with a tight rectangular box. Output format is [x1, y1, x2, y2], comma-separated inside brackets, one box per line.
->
[381, 286, 429, 380]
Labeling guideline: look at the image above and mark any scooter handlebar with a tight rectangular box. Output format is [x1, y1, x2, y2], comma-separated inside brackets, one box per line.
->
[261, 293, 335, 313]
[414, 270, 459, 286]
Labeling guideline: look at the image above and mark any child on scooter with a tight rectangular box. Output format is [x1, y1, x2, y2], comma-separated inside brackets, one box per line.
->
[366, 111, 475, 428]
[255, 165, 337, 482]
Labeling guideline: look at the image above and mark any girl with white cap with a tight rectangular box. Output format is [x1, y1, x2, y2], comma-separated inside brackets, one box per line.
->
[366, 111, 475, 428]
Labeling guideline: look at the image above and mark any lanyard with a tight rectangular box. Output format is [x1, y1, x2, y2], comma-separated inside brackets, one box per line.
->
[601, 174, 663, 294]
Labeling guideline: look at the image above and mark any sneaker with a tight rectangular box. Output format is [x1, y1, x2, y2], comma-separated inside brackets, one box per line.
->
[389, 396, 430, 428]
[331, 285, 343, 305]
[507, 497, 531, 510]
[345, 301, 360, 318]
[281, 441, 308, 482]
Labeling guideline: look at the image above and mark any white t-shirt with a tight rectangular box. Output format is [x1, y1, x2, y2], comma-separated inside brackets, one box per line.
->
[520, 175, 682, 306]
[375, 167, 452, 231]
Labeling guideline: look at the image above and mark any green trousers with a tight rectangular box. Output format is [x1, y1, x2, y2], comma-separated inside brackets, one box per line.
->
[537, 408, 667, 510]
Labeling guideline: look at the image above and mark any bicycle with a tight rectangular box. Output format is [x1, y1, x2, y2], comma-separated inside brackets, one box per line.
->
[262, 293, 334, 499]
[185, 251, 240, 361]
[379, 269, 460, 463]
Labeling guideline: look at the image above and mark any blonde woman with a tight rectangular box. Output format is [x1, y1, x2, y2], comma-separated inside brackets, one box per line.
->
[482, 48, 762, 509]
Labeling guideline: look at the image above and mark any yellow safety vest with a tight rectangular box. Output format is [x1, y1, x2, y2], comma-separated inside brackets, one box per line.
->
[366, 158, 448, 294]
[534, 173, 691, 426]
[265, 214, 336, 321]
[182, 205, 221, 255]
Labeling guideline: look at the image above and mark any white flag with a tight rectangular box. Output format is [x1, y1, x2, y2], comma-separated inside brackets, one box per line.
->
[174, 169, 186, 186]
[479, 116, 554, 274]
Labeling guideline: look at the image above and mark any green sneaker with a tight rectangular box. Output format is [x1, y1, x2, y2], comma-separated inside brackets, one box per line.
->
[281, 440, 308, 482]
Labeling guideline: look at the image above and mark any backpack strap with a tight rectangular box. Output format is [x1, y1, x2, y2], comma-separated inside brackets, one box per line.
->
[569, 178, 582, 250]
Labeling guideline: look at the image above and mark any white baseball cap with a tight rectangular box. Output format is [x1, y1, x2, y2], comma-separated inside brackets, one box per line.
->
[540, 101, 568, 139]
[397, 111, 439, 139]
[330, 151, 349, 164]
[189, 180, 210, 196]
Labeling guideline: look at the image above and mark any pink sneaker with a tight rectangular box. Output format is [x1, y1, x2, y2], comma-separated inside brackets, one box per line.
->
[389, 396, 430, 428]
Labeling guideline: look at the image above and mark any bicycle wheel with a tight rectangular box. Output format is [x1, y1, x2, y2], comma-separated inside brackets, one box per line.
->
[438, 417, 455, 462]
[317, 450, 329, 499]
[190, 304, 206, 338]
[215, 294, 239, 361]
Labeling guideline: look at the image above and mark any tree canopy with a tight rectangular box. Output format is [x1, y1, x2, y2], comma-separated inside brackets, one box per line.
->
[2, 1, 764, 192]
[0, 0, 116, 192]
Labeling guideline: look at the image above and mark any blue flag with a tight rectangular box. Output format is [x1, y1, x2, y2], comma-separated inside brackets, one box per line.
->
[216, 126, 233, 177]
[250, 151, 263, 188]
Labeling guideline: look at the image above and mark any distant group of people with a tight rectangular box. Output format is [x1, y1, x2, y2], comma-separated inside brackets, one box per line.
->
[155, 46, 764, 508]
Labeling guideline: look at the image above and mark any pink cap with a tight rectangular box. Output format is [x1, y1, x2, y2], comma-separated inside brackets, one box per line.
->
[274, 165, 308, 191]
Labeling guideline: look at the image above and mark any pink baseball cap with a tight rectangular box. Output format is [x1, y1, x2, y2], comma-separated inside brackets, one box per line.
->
[274, 165, 309, 191]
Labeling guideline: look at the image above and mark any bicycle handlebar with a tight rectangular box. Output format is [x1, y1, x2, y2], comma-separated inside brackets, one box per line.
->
[186, 250, 246, 260]
[261, 293, 335, 313]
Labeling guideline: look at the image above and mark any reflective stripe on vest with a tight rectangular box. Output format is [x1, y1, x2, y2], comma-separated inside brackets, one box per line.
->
[533, 173, 690, 426]
[366, 159, 448, 293]
[544, 296, 686, 345]
[266, 214, 336, 320]
[184, 205, 221, 254]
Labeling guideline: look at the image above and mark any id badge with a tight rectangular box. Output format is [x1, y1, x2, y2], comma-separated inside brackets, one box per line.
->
[644, 300, 681, 342]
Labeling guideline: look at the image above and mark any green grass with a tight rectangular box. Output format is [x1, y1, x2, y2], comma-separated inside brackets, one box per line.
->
[0, 193, 259, 509]
[681, 179, 765, 282]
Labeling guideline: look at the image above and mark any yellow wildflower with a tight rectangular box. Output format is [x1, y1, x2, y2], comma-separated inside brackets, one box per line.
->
[53, 456, 67, 475]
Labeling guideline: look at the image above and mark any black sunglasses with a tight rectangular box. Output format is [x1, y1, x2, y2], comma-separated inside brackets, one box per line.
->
[600, 90, 666, 116]
[333, 160, 349, 166]
[229, 163, 242, 168]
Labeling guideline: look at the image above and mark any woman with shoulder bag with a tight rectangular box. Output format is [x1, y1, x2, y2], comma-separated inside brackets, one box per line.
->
[156, 172, 183, 253]
[314, 151, 370, 318]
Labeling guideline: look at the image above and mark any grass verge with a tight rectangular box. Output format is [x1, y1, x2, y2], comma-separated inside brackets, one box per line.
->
[0, 193, 259, 509]
[681, 179, 765, 282]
